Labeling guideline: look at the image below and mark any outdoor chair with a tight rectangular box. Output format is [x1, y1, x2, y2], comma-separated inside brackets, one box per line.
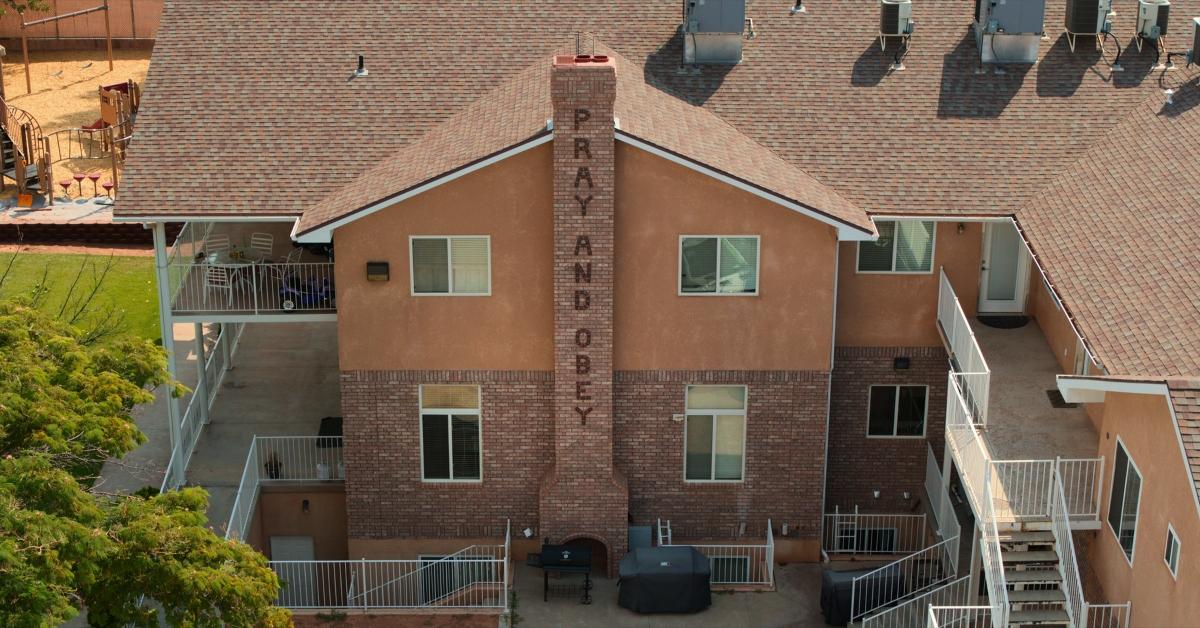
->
[248, 232, 275, 261]
[204, 234, 231, 257]
[204, 266, 236, 307]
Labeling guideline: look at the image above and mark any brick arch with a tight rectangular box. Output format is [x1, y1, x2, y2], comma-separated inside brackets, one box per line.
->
[560, 533, 612, 577]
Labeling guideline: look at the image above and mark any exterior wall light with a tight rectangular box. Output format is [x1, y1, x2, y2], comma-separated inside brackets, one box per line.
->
[366, 261, 389, 282]
[894, 356, 911, 370]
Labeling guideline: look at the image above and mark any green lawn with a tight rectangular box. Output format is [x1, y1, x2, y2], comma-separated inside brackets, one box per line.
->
[0, 252, 160, 342]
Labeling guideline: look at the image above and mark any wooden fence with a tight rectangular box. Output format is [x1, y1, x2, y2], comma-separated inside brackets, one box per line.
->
[0, 0, 160, 41]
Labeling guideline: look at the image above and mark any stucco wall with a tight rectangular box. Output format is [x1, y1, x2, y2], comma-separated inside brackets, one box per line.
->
[249, 486, 349, 561]
[1026, 268, 1104, 426]
[1090, 391, 1200, 627]
[835, 221, 982, 347]
[613, 143, 837, 371]
[333, 145, 556, 372]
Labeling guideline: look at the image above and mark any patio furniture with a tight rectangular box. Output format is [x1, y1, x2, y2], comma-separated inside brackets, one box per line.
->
[248, 232, 274, 261]
[72, 173, 86, 196]
[86, 173, 101, 197]
[59, 179, 73, 197]
[204, 265, 236, 306]
[205, 234, 231, 256]
[278, 270, 333, 311]
[538, 544, 593, 604]
[101, 181, 114, 197]
[617, 546, 711, 614]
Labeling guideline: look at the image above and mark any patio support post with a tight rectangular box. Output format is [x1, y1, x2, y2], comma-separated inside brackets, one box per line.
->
[152, 222, 185, 487]
[193, 322, 210, 425]
[967, 521, 983, 604]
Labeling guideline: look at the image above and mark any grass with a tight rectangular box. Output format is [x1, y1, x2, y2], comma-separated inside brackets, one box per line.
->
[0, 252, 159, 342]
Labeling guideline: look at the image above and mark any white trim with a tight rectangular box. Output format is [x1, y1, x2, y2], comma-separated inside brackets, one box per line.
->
[1056, 376, 1169, 400]
[868, 215, 1010, 223]
[855, 219, 937, 274]
[978, 220, 1031, 314]
[114, 214, 300, 224]
[1107, 436, 1142, 566]
[683, 385, 748, 483]
[295, 133, 553, 243]
[865, 384, 929, 439]
[171, 313, 337, 324]
[1164, 522, 1180, 579]
[677, 235, 761, 296]
[615, 132, 876, 241]
[1164, 398, 1200, 522]
[418, 385, 484, 483]
[408, 236, 493, 297]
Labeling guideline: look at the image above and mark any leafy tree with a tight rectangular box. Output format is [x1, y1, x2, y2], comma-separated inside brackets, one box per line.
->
[0, 301, 291, 627]
[0, 1, 50, 15]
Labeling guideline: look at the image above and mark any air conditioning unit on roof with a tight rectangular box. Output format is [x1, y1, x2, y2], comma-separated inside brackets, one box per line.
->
[880, 0, 914, 38]
[1137, 0, 1170, 40]
[1064, 0, 1113, 36]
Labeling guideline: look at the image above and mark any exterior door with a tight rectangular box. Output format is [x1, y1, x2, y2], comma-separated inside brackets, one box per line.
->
[271, 536, 316, 607]
[979, 221, 1029, 314]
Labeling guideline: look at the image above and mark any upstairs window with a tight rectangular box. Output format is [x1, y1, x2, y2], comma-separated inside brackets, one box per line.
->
[857, 220, 935, 273]
[684, 385, 747, 482]
[411, 236, 491, 295]
[1165, 524, 1180, 578]
[420, 385, 482, 482]
[867, 385, 928, 437]
[679, 236, 760, 295]
[1107, 439, 1142, 563]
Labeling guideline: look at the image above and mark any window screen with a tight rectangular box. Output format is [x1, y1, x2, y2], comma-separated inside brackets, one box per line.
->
[412, 238, 450, 293]
[1107, 441, 1141, 562]
[858, 221, 935, 272]
[680, 236, 759, 294]
[412, 237, 490, 294]
[685, 386, 747, 481]
[420, 385, 482, 481]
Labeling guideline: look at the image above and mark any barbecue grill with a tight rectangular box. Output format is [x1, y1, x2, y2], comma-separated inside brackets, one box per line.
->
[536, 544, 593, 604]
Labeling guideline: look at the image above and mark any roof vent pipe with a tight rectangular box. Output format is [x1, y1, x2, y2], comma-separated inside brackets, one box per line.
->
[354, 54, 368, 78]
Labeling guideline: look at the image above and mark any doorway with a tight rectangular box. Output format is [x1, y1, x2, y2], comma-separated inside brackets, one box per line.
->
[978, 221, 1030, 314]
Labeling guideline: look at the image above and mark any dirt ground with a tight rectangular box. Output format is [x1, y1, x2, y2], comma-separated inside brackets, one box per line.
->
[0, 49, 151, 203]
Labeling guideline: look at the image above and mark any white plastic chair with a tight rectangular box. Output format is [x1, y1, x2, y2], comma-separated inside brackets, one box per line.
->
[248, 232, 274, 261]
[204, 266, 235, 306]
[205, 234, 231, 256]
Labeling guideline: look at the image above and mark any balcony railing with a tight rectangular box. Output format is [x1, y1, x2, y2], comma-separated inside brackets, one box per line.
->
[863, 575, 971, 628]
[656, 519, 775, 587]
[850, 535, 959, 623]
[927, 605, 992, 628]
[821, 509, 930, 556]
[937, 268, 990, 426]
[226, 436, 345, 542]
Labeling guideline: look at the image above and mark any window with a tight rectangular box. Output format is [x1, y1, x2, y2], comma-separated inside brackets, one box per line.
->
[679, 236, 759, 295]
[857, 220, 935, 273]
[1165, 524, 1181, 578]
[684, 385, 747, 481]
[1107, 439, 1142, 563]
[410, 236, 491, 295]
[710, 556, 751, 584]
[419, 385, 482, 481]
[866, 385, 927, 437]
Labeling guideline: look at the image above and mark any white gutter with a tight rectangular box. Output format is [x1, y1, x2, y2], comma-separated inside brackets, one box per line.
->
[113, 214, 300, 224]
[614, 131, 876, 242]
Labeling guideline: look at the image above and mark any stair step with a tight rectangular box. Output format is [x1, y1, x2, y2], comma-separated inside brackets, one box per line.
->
[1008, 589, 1066, 603]
[3, 165, 38, 181]
[1009, 608, 1070, 624]
[999, 531, 1055, 544]
[1004, 568, 1062, 583]
[1002, 551, 1058, 563]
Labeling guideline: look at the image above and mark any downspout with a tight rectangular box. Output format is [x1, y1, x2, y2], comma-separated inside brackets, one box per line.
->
[818, 237, 841, 557]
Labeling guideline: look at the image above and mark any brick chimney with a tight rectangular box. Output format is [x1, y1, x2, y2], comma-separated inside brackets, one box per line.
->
[538, 54, 629, 576]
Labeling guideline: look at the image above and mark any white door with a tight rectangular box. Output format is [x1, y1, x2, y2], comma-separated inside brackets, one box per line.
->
[271, 536, 316, 607]
[979, 221, 1030, 314]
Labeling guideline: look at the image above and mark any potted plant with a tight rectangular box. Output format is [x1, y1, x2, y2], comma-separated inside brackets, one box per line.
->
[264, 451, 282, 479]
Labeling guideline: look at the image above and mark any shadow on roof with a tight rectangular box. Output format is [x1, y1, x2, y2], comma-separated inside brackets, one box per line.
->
[643, 31, 733, 106]
[851, 38, 905, 88]
[936, 27, 1030, 119]
[1035, 34, 1102, 97]
[1109, 38, 1159, 89]
[1160, 77, 1200, 117]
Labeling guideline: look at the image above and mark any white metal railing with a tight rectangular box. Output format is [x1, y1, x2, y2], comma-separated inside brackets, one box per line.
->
[937, 268, 990, 425]
[1082, 603, 1132, 628]
[657, 519, 775, 587]
[822, 509, 929, 556]
[171, 262, 336, 314]
[850, 535, 959, 623]
[926, 443, 962, 566]
[945, 375, 989, 513]
[927, 605, 992, 628]
[273, 550, 506, 610]
[1057, 457, 1105, 522]
[1050, 465, 1085, 626]
[225, 436, 346, 542]
[503, 520, 512, 614]
[862, 575, 972, 628]
[160, 322, 245, 493]
[167, 222, 213, 301]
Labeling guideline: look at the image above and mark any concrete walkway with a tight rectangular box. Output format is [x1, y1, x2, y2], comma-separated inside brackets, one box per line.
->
[513, 562, 824, 627]
[188, 321, 341, 532]
[972, 320, 1098, 461]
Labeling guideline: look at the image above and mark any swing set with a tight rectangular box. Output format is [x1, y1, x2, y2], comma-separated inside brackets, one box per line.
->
[18, 0, 114, 95]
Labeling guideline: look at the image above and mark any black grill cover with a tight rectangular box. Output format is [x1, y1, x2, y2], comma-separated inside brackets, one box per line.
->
[617, 546, 711, 614]
[820, 567, 906, 626]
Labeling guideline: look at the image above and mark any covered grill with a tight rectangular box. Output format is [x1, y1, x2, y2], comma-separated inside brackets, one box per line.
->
[617, 546, 711, 614]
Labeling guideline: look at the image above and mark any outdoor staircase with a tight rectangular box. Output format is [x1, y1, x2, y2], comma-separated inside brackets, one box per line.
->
[1, 126, 42, 192]
[998, 528, 1070, 627]
[0, 96, 49, 199]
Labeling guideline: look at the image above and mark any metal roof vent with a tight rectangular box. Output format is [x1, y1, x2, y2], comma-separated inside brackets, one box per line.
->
[683, 0, 746, 64]
[974, 0, 1047, 64]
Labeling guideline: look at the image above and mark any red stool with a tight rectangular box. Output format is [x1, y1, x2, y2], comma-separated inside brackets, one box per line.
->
[59, 179, 73, 198]
[86, 173, 101, 197]
[72, 173, 86, 197]
[101, 181, 114, 198]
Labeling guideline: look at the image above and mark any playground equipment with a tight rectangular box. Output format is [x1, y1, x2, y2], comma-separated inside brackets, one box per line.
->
[19, 1, 115, 95]
[0, 95, 51, 200]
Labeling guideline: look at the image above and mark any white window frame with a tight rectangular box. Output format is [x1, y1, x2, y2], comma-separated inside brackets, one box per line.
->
[855, 220, 937, 274]
[865, 384, 929, 439]
[409, 235, 492, 296]
[677, 235, 762, 296]
[418, 385, 483, 483]
[1164, 523, 1180, 579]
[682, 385, 748, 483]
[1107, 436, 1142, 566]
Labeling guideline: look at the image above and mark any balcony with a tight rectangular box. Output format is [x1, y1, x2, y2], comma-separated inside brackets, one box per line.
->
[166, 223, 335, 319]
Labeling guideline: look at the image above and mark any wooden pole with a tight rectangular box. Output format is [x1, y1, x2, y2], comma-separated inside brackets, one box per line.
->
[21, 29, 30, 95]
[104, 1, 113, 72]
[129, 0, 137, 40]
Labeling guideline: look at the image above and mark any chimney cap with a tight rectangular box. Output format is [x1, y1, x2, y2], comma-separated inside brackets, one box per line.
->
[554, 54, 613, 67]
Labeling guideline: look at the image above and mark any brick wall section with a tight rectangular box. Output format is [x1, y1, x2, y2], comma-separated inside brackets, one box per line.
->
[826, 346, 948, 513]
[614, 370, 830, 542]
[341, 370, 552, 539]
[539, 54, 628, 575]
